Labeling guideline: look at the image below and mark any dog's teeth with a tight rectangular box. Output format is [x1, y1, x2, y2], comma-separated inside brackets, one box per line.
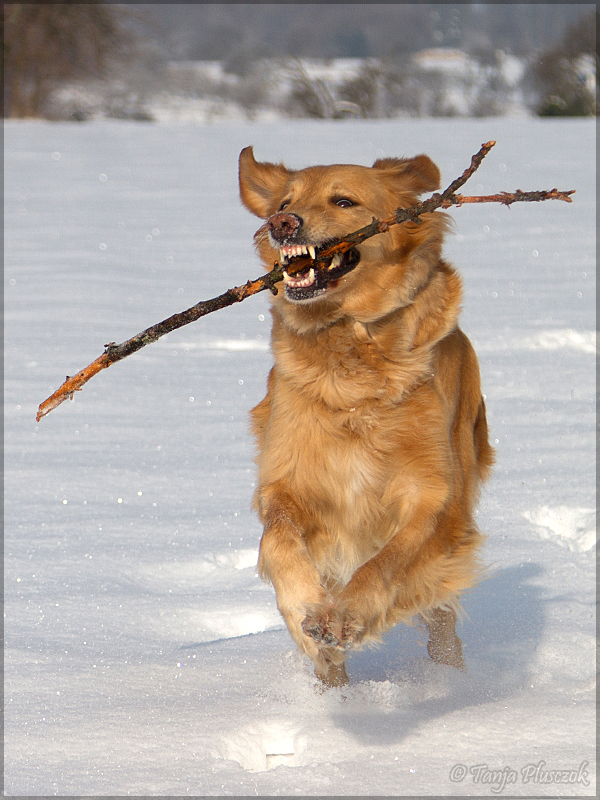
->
[331, 253, 342, 268]
[282, 266, 316, 289]
[278, 244, 317, 264]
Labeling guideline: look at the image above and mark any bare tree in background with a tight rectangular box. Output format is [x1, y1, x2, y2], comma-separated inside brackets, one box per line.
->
[3, 2, 134, 118]
[526, 9, 598, 116]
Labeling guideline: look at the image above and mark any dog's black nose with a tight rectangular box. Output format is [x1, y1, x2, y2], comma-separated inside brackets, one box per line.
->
[267, 212, 302, 243]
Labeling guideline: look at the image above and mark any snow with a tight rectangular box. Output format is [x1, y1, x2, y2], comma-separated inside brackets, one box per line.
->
[4, 117, 596, 796]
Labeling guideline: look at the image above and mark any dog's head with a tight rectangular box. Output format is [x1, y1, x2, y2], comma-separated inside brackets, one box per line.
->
[239, 146, 450, 332]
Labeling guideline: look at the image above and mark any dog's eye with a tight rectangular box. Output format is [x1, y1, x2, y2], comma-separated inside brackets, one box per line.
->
[278, 201, 290, 211]
[334, 198, 354, 208]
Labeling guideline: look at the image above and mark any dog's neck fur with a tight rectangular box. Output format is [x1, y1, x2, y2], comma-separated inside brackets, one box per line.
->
[270, 260, 463, 409]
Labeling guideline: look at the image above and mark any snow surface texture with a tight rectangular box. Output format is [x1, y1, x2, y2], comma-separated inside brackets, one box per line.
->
[4, 118, 596, 796]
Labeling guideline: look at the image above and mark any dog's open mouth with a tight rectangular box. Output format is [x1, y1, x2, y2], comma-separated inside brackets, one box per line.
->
[278, 244, 361, 302]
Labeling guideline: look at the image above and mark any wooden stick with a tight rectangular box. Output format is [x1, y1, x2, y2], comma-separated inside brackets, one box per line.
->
[36, 142, 574, 422]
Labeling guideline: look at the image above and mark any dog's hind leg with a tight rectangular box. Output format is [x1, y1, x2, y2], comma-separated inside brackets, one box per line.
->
[420, 606, 465, 670]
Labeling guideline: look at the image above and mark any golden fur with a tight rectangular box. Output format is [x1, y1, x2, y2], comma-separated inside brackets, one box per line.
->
[238, 146, 494, 687]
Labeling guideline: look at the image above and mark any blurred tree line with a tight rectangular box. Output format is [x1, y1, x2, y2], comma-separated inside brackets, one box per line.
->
[2, 3, 596, 120]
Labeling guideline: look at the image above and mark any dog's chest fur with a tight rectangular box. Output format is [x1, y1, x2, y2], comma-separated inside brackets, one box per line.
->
[254, 312, 436, 584]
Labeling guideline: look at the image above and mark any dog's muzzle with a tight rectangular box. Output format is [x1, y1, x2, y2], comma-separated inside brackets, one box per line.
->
[280, 246, 361, 302]
[266, 213, 361, 303]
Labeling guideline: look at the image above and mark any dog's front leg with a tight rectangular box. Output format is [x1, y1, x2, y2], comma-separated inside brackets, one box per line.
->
[257, 507, 349, 687]
[301, 502, 457, 659]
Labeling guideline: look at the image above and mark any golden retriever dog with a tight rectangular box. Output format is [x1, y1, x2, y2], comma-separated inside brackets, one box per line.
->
[238, 146, 494, 688]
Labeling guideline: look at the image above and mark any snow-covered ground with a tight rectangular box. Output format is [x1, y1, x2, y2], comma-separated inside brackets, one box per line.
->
[4, 117, 595, 796]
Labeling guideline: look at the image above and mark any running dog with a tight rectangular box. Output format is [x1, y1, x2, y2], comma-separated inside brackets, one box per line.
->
[238, 146, 494, 687]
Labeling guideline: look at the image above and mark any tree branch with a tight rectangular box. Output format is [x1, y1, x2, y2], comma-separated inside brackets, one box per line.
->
[36, 141, 575, 422]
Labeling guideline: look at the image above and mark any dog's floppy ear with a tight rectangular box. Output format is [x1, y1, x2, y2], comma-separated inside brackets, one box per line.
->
[372, 154, 441, 195]
[239, 146, 291, 218]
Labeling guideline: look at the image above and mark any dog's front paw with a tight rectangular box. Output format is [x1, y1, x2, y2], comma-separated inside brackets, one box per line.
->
[301, 613, 340, 647]
[301, 603, 363, 650]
